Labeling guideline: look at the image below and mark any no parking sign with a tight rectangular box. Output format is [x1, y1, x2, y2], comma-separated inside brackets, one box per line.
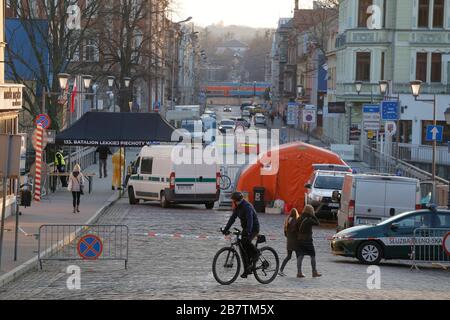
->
[443, 232, 450, 256]
[77, 234, 103, 260]
[35, 114, 51, 130]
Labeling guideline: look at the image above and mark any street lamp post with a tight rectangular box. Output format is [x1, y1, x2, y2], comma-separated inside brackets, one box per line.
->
[171, 17, 193, 113]
[57, 73, 93, 124]
[410, 80, 437, 203]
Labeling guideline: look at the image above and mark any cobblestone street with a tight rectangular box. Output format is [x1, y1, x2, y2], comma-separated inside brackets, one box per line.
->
[0, 198, 449, 300]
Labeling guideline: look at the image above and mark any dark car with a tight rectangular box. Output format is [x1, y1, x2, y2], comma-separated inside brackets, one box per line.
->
[232, 117, 251, 129]
[331, 208, 450, 265]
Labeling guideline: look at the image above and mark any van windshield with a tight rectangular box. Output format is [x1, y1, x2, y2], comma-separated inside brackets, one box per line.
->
[314, 175, 345, 190]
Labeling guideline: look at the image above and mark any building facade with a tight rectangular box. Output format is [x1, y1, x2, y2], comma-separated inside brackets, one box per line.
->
[326, 0, 450, 166]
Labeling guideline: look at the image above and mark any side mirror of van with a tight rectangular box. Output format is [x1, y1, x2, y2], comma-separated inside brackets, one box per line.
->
[304, 183, 312, 189]
[332, 190, 341, 203]
[391, 223, 399, 231]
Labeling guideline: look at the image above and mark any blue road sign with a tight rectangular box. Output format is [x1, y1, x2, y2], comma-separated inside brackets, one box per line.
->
[77, 234, 103, 260]
[426, 125, 444, 142]
[363, 104, 380, 113]
[381, 101, 399, 120]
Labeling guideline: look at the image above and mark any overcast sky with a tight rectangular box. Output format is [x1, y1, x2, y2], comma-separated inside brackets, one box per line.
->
[175, 0, 313, 28]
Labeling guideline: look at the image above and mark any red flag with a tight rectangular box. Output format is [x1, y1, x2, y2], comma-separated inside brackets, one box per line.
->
[70, 78, 77, 113]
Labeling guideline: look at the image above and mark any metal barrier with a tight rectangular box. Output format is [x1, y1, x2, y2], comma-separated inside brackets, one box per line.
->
[363, 145, 449, 184]
[219, 164, 244, 207]
[410, 227, 450, 270]
[38, 224, 129, 269]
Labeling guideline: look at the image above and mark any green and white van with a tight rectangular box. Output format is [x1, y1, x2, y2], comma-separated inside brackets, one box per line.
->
[127, 145, 220, 209]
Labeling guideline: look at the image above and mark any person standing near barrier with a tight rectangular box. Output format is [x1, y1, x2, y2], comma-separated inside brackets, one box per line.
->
[96, 146, 112, 178]
[68, 164, 84, 213]
[296, 205, 322, 278]
[279, 208, 301, 277]
[54, 148, 68, 188]
[112, 148, 125, 190]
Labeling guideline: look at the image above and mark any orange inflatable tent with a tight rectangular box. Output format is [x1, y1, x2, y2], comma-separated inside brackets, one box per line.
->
[236, 142, 349, 212]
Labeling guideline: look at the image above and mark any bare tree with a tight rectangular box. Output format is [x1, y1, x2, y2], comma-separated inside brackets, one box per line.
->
[6, 0, 101, 131]
[94, 0, 172, 112]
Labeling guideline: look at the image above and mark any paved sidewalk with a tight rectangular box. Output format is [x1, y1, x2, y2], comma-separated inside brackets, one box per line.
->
[0, 157, 124, 278]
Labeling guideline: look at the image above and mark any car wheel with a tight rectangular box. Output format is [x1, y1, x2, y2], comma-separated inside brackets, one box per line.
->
[160, 191, 169, 208]
[357, 241, 383, 265]
[205, 202, 215, 210]
[128, 187, 139, 205]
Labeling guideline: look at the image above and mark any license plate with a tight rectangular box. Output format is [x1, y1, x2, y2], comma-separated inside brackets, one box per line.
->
[356, 218, 380, 225]
[177, 185, 193, 191]
[328, 203, 339, 208]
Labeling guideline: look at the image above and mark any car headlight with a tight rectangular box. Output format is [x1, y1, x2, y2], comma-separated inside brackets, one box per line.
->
[334, 233, 355, 240]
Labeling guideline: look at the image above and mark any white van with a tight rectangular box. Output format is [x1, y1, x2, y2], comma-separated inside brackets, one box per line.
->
[337, 174, 421, 230]
[127, 145, 220, 209]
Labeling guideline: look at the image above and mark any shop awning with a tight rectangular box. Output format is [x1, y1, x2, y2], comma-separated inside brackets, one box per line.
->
[55, 112, 177, 147]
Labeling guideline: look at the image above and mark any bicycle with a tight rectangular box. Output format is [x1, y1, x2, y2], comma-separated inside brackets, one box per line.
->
[219, 174, 232, 190]
[212, 228, 279, 285]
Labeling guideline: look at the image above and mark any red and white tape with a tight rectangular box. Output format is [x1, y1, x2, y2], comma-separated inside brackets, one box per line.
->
[34, 124, 44, 202]
[133, 232, 279, 241]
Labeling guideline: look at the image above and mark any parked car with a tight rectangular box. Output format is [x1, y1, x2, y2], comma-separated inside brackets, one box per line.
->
[305, 170, 350, 219]
[331, 208, 450, 264]
[242, 109, 251, 118]
[127, 145, 220, 209]
[218, 119, 236, 134]
[254, 113, 267, 126]
[335, 174, 421, 231]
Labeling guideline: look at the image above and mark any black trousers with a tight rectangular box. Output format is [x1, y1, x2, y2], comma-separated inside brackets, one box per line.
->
[241, 231, 259, 270]
[72, 192, 81, 208]
[57, 165, 68, 187]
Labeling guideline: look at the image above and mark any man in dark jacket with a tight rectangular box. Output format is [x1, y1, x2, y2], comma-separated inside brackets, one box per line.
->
[96, 146, 112, 178]
[222, 192, 260, 278]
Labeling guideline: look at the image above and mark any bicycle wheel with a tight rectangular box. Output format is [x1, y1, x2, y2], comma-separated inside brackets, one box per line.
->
[212, 247, 241, 285]
[253, 246, 279, 284]
[220, 175, 232, 190]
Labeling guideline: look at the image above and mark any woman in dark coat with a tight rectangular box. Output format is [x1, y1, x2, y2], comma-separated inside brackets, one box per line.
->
[296, 205, 322, 278]
[279, 209, 301, 276]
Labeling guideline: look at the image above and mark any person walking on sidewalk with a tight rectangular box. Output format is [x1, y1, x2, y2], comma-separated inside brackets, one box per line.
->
[68, 164, 84, 213]
[96, 146, 112, 178]
[296, 205, 322, 278]
[279, 208, 301, 277]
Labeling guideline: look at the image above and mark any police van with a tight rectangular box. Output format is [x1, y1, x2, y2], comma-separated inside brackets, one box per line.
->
[127, 145, 220, 209]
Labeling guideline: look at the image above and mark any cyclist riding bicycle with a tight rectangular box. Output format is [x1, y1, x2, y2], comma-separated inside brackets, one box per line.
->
[222, 192, 260, 278]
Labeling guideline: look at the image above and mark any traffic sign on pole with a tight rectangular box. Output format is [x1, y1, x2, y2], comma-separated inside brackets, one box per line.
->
[363, 104, 381, 131]
[287, 102, 299, 125]
[303, 109, 316, 124]
[426, 125, 443, 142]
[381, 101, 399, 120]
[35, 114, 51, 130]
